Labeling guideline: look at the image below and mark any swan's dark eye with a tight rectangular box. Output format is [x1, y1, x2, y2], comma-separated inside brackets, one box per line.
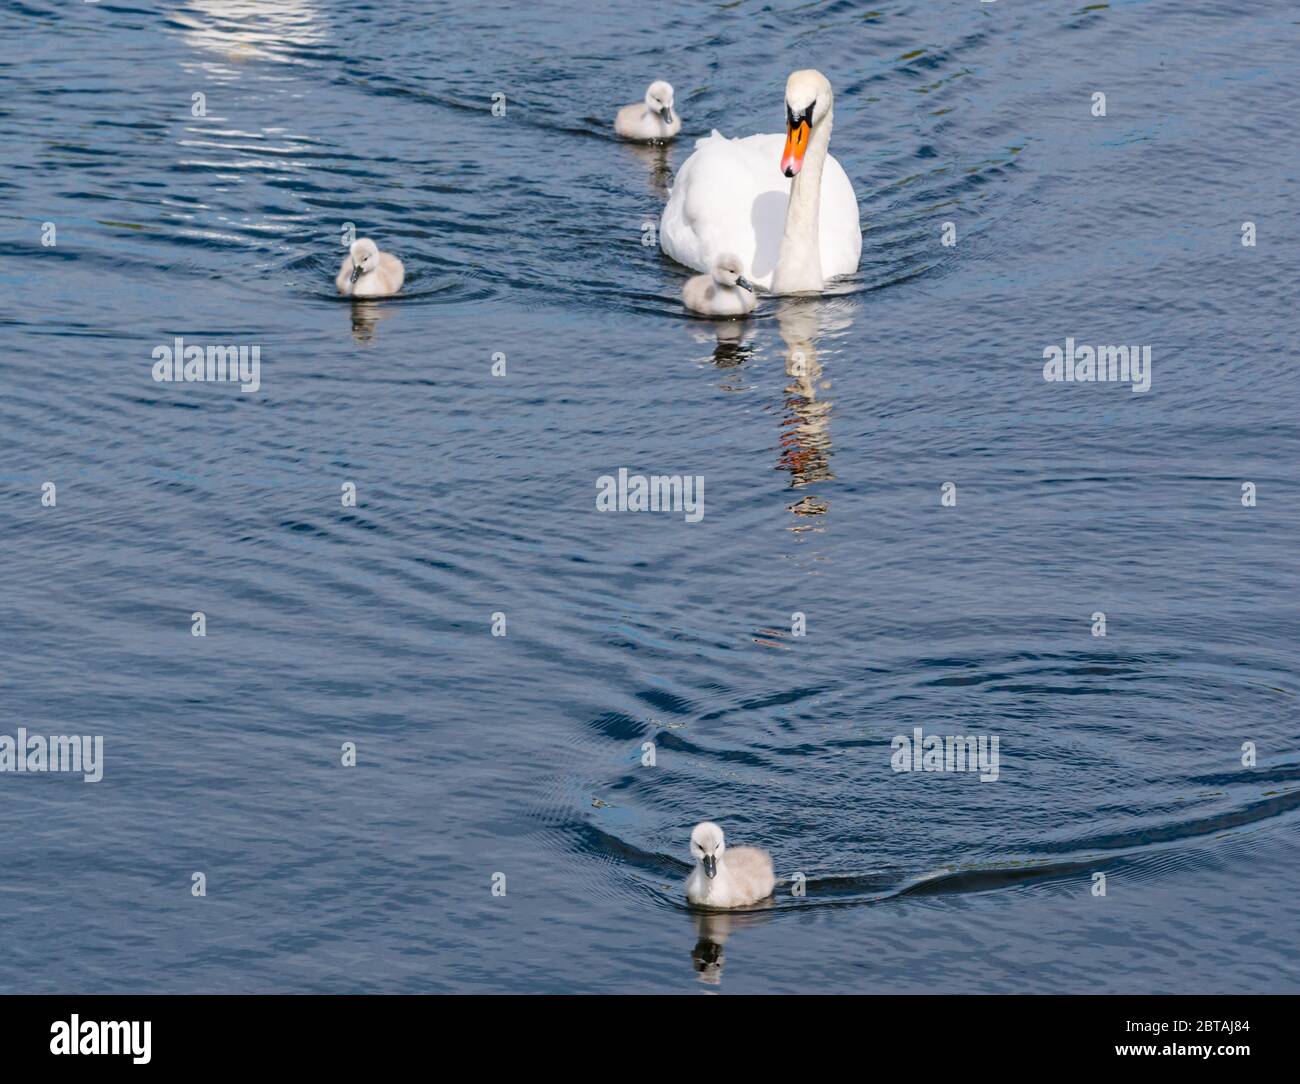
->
[787, 101, 815, 128]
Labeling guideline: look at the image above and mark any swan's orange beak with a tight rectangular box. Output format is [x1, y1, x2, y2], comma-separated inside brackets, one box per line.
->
[781, 117, 810, 177]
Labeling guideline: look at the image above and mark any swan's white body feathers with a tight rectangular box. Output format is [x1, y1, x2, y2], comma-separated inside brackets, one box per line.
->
[661, 130, 861, 291]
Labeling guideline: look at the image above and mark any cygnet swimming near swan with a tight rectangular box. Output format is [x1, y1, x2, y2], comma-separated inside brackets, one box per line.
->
[336, 238, 405, 298]
[686, 821, 775, 908]
[615, 80, 681, 142]
[682, 253, 756, 317]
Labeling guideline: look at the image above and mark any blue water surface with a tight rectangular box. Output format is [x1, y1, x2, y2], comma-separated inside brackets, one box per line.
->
[1, 0, 1297, 992]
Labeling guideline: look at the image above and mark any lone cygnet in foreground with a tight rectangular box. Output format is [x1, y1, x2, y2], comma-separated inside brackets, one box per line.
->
[686, 821, 775, 908]
[683, 253, 756, 317]
[336, 238, 404, 298]
[615, 80, 681, 142]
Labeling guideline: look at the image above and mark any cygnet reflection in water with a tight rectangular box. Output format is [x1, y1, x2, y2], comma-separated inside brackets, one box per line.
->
[621, 140, 674, 197]
[347, 298, 398, 344]
[689, 902, 774, 986]
[711, 322, 754, 371]
[686, 319, 755, 384]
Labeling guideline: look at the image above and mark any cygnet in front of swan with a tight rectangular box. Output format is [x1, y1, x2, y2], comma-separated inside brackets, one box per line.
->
[686, 821, 775, 908]
[336, 238, 404, 298]
[615, 81, 681, 142]
[660, 69, 861, 294]
[682, 253, 757, 317]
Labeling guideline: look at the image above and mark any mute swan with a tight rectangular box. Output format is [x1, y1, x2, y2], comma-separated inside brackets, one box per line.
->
[615, 80, 681, 142]
[336, 238, 404, 298]
[683, 253, 756, 317]
[686, 821, 775, 908]
[660, 70, 861, 294]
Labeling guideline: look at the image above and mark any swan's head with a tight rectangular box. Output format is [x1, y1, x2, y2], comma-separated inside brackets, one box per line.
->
[712, 253, 754, 293]
[349, 238, 381, 283]
[690, 821, 726, 879]
[781, 69, 834, 177]
[644, 80, 675, 124]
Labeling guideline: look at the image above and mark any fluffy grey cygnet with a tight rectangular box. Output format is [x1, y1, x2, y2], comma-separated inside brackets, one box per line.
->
[686, 821, 775, 908]
[682, 253, 756, 317]
[336, 237, 404, 298]
[615, 80, 682, 142]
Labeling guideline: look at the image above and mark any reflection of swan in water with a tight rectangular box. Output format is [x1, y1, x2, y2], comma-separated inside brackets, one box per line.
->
[689, 297, 844, 518]
[176, 1, 325, 68]
[689, 902, 774, 986]
[687, 319, 754, 374]
[347, 299, 397, 344]
[681, 311, 754, 376]
[621, 141, 674, 198]
[710, 320, 753, 371]
[775, 299, 835, 520]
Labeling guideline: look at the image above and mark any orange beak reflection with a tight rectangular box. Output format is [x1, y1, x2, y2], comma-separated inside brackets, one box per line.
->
[781, 119, 810, 177]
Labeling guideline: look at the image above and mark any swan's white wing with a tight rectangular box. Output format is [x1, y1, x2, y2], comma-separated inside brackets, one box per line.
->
[661, 131, 862, 290]
[819, 153, 863, 280]
[661, 132, 784, 288]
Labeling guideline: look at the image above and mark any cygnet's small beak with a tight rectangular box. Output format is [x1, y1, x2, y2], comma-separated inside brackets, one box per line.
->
[736, 276, 754, 293]
[702, 854, 717, 879]
[660, 105, 674, 124]
[350, 264, 363, 284]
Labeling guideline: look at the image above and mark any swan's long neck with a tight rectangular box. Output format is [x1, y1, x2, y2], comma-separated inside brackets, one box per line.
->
[772, 110, 832, 295]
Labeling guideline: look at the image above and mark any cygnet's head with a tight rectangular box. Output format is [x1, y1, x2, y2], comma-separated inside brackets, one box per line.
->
[712, 253, 754, 293]
[781, 69, 834, 178]
[349, 238, 381, 283]
[690, 821, 726, 878]
[645, 80, 675, 124]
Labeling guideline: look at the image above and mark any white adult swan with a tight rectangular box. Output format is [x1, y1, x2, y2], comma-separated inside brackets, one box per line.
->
[660, 70, 860, 294]
[686, 821, 775, 908]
